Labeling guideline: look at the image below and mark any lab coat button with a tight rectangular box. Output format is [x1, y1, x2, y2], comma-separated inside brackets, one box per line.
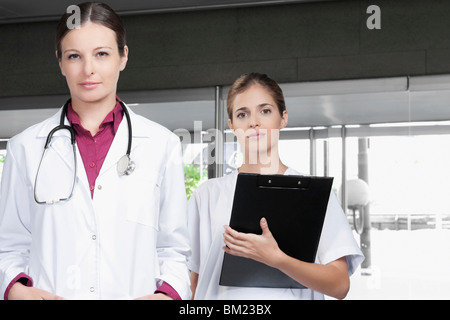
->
[90, 287, 95, 292]
[97, 185, 102, 190]
[92, 235, 96, 240]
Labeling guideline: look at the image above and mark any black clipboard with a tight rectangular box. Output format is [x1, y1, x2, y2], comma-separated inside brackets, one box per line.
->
[219, 173, 333, 289]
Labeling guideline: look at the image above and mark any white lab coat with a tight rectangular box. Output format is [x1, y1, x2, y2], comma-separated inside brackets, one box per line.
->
[187, 168, 364, 300]
[0, 104, 191, 300]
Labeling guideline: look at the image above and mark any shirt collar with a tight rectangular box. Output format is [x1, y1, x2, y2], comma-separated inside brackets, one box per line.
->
[66, 100, 124, 135]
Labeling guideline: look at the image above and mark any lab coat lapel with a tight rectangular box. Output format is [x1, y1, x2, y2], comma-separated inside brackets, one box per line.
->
[99, 114, 128, 176]
[37, 109, 74, 170]
[98, 107, 147, 177]
[36, 107, 89, 190]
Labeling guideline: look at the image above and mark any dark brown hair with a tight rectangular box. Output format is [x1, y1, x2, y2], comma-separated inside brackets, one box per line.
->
[227, 73, 286, 122]
[55, 2, 126, 59]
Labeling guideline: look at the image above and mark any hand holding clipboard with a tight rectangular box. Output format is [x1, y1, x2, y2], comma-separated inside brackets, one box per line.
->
[223, 217, 283, 268]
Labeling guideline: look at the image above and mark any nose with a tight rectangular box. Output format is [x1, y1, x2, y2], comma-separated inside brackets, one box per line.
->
[83, 57, 95, 76]
[249, 113, 260, 128]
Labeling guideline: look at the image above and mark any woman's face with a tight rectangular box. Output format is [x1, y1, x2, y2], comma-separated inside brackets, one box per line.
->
[58, 21, 128, 104]
[228, 84, 288, 161]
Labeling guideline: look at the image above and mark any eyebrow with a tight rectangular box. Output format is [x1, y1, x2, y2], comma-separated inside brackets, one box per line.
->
[258, 103, 275, 108]
[63, 46, 113, 54]
[234, 106, 249, 114]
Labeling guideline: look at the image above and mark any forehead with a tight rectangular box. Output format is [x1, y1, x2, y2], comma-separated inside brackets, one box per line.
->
[61, 21, 117, 49]
[232, 84, 276, 109]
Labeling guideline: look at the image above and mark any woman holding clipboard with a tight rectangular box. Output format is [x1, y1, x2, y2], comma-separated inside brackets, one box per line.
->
[187, 73, 364, 300]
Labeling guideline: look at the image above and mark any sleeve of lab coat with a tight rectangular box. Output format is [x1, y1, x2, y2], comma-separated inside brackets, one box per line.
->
[155, 133, 191, 300]
[316, 192, 365, 276]
[0, 140, 33, 299]
[186, 190, 201, 274]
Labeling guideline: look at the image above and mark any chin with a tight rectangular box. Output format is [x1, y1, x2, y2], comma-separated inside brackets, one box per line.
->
[72, 91, 113, 104]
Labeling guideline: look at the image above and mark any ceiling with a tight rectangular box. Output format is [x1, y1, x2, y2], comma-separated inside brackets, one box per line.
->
[0, 0, 321, 23]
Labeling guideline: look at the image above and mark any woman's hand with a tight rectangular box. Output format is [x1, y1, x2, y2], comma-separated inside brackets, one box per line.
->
[222, 217, 350, 299]
[222, 217, 285, 268]
[135, 293, 173, 300]
[8, 282, 64, 300]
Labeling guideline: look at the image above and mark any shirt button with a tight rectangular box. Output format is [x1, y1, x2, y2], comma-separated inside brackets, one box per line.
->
[89, 162, 96, 168]
[90, 185, 95, 191]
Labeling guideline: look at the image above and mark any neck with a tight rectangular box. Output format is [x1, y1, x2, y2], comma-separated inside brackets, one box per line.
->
[71, 94, 117, 136]
[239, 147, 288, 175]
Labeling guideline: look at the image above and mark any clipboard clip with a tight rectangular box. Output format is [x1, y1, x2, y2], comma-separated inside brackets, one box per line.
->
[256, 175, 311, 190]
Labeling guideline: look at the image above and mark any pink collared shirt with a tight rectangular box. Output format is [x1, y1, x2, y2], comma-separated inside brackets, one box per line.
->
[66, 101, 123, 199]
[4, 101, 181, 300]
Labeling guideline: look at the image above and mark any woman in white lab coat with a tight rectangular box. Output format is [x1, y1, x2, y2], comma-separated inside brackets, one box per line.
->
[0, 2, 190, 300]
[187, 73, 364, 300]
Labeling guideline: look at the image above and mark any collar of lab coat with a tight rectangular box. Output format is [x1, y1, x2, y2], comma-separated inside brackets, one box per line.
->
[36, 102, 149, 139]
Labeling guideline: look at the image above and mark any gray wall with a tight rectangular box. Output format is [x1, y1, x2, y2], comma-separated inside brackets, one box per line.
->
[1, 0, 450, 100]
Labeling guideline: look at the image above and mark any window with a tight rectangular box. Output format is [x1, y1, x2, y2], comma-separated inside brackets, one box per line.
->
[125, 88, 216, 198]
[344, 133, 450, 299]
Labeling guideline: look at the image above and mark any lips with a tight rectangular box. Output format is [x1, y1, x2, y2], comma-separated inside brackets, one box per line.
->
[247, 131, 266, 139]
[79, 82, 101, 89]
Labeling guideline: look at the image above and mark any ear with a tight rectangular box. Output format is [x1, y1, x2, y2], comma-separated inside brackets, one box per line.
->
[280, 110, 288, 129]
[56, 51, 66, 77]
[228, 118, 233, 131]
[119, 45, 129, 71]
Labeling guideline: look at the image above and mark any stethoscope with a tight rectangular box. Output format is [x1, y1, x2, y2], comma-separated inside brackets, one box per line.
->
[34, 98, 135, 205]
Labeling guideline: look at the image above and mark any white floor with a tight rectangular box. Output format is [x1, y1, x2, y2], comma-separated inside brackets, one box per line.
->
[338, 229, 450, 300]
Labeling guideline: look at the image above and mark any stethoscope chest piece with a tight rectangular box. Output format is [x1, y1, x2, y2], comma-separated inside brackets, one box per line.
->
[117, 154, 135, 176]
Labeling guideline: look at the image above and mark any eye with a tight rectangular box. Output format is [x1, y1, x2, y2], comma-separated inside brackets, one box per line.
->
[261, 108, 271, 115]
[97, 51, 109, 57]
[236, 112, 247, 119]
[68, 54, 80, 60]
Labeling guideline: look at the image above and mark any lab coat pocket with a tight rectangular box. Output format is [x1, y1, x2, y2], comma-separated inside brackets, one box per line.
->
[125, 169, 162, 230]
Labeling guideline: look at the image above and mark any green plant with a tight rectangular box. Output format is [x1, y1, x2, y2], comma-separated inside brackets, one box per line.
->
[184, 164, 207, 199]
[0, 154, 4, 164]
